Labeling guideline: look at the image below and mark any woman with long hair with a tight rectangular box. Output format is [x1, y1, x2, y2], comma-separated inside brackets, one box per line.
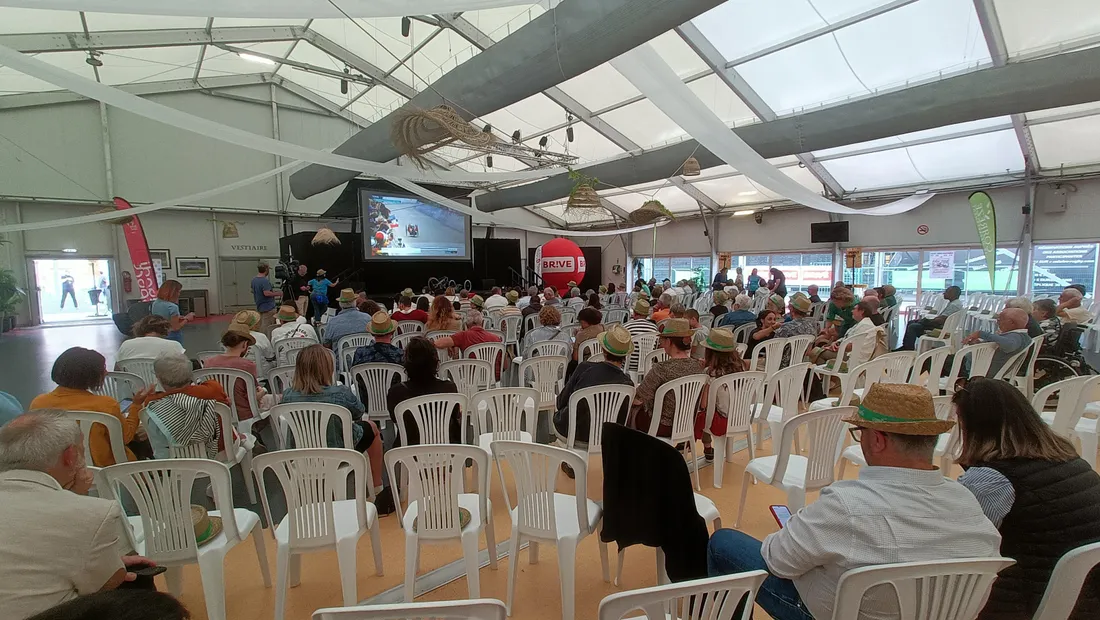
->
[426, 295, 460, 331]
[953, 378, 1100, 619]
[204, 328, 273, 423]
[745, 309, 779, 356]
[386, 336, 461, 446]
[152, 279, 194, 344]
[768, 267, 787, 299]
[586, 293, 602, 310]
[693, 328, 747, 460]
[281, 344, 392, 512]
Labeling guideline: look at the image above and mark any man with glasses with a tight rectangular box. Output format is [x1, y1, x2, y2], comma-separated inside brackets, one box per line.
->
[706, 383, 1001, 620]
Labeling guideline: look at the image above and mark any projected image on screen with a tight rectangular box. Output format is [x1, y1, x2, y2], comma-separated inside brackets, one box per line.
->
[363, 193, 469, 259]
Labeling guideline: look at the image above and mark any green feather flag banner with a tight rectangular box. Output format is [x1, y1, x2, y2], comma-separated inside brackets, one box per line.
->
[968, 191, 998, 291]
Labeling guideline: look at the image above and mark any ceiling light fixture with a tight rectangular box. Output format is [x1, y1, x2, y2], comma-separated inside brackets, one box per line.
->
[85, 51, 103, 67]
[732, 209, 755, 216]
[401, 16, 411, 37]
[737, 190, 758, 196]
[340, 67, 349, 95]
[538, 136, 548, 148]
[511, 130, 522, 144]
[238, 52, 276, 66]
[62, 248, 78, 253]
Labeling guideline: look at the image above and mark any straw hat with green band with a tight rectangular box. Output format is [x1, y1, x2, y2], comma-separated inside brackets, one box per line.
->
[470, 295, 485, 309]
[191, 505, 223, 547]
[789, 295, 812, 314]
[842, 383, 953, 436]
[701, 327, 737, 352]
[231, 310, 260, 330]
[598, 325, 634, 357]
[658, 318, 694, 338]
[276, 304, 299, 321]
[369, 311, 396, 335]
[633, 298, 650, 316]
[337, 288, 357, 303]
[401, 287, 415, 297]
[505, 290, 519, 303]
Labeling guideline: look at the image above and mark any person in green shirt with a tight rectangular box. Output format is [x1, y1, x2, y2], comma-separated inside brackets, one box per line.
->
[878, 284, 898, 309]
[824, 285, 858, 336]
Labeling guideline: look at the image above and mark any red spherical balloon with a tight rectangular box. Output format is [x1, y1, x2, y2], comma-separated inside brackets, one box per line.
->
[535, 238, 586, 293]
[375, 231, 385, 240]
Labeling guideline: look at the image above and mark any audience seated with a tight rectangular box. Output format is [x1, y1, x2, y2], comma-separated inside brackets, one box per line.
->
[585, 292, 602, 310]
[624, 299, 658, 339]
[1030, 298, 1090, 376]
[117, 315, 186, 360]
[520, 286, 542, 318]
[718, 293, 756, 328]
[630, 319, 703, 437]
[280, 344, 392, 513]
[953, 378, 1100, 619]
[499, 290, 523, 317]
[1004, 296, 1043, 337]
[203, 327, 273, 423]
[351, 312, 405, 367]
[745, 309, 779, 357]
[415, 296, 431, 314]
[879, 284, 898, 309]
[270, 305, 317, 342]
[1058, 286, 1092, 324]
[824, 285, 858, 337]
[321, 289, 371, 347]
[433, 309, 505, 379]
[386, 336, 461, 446]
[960, 307, 1032, 376]
[483, 286, 507, 311]
[0, 410, 157, 620]
[707, 384, 1002, 620]
[806, 284, 821, 304]
[543, 287, 561, 307]
[564, 287, 584, 311]
[393, 293, 428, 324]
[692, 328, 747, 461]
[30, 347, 148, 465]
[811, 300, 881, 366]
[26, 590, 188, 620]
[520, 305, 571, 357]
[773, 296, 819, 366]
[229, 310, 274, 372]
[900, 285, 963, 350]
[572, 307, 605, 361]
[709, 291, 730, 319]
[426, 295, 461, 332]
[136, 354, 231, 459]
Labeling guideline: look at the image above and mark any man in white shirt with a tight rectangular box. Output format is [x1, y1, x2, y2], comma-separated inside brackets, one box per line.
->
[116, 315, 185, 361]
[707, 383, 1001, 620]
[565, 287, 585, 311]
[271, 304, 319, 342]
[483, 286, 508, 311]
[0, 411, 154, 620]
[900, 285, 962, 350]
[1057, 286, 1092, 323]
[960, 307, 1032, 376]
[517, 285, 537, 310]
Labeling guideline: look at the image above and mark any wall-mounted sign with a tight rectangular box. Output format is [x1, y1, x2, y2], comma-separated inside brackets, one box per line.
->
[217, 219, 280, 258]
[917, 224, 929, 235]
[928, 251, 955, 279]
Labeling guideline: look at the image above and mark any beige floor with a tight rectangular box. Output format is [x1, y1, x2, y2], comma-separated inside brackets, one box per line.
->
[162, 435, 962, 620]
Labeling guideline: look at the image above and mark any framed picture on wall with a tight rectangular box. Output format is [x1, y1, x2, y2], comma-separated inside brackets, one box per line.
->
[176, 257, 209, 278]
[148, 249, 171, 269]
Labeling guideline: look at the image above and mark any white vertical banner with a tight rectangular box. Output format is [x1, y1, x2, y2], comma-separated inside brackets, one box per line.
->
[928, 252, 955, 279]
[152, 259, 165, 287]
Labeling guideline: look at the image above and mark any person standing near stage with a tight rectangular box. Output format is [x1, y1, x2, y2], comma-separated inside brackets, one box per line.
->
[250, 263, 279, 337]
[60, 273, 77, 309]
[287, 263, 311, 317]
[307, 269, 339, 325]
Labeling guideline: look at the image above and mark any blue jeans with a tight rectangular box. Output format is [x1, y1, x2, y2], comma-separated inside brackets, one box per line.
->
[707, 529, 814, 620]
[312, 299, 328, 323]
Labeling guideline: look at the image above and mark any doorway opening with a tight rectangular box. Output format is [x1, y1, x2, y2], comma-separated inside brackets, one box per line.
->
[31, 258, 113, 324]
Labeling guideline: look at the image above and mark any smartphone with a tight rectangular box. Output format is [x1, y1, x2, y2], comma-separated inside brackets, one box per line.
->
[119, 398, 133, 412]
[769, 505, 793, 528]
[130, 565, 167, 577]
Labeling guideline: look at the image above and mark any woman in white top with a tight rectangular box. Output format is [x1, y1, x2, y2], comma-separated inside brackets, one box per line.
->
[116, 314, 185, 361]
[843, 300, 886, 360]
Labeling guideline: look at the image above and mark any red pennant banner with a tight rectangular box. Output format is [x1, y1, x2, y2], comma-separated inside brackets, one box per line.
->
[113, 197, 158, 301]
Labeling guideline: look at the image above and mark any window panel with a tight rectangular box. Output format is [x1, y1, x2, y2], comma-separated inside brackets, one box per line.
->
[649, 30, 710, 78]
[98, 46, 201, 85]
[996, 0, 1100, 57]
[470, 5, 547, 41]
[920, 248, 1020, 294]
[0, 51, 96, 94]
[311, 17, 411, 72]
[596, 99, 685, 148]
[687, 74, 759, 128]
[0, 8, 83, 34]
[1031, 117, 1100, 170]
[1031, 244, 1098, 297]
[558, 63, 641, 113]
[814, 116, 1013, 159]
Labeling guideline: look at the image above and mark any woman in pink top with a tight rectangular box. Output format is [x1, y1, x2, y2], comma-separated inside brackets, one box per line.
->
[204, 327, 273, 421]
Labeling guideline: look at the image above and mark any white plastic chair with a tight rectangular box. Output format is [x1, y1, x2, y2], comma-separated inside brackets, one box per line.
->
[267, 365, 296, 397]
[830, 557, 1015, 620]
[812, 331, 875, 394]
[518, 355, 568, 419]
[916, 310, 966, 354]
[1011, 335, 1045, 398]
[490, 441, 609, 620]
[472, 387, 540, 453]
[500, 315, 522, 353]
[386, 445, 496, 601]
[562, 384, 636, 463]
[605, 308, 627, 325]
[349, 362, 407, 429]
[560, 308, 578, 326]
[648, 374, 708, 491]
[908, 346, 951, 389]
[426, 330, 458, 363]
[732, 323, 754, 345]
[578, 338, 602, 362]
[68, 410, 127, 470]
[752, 362, 812, 451]
[598, 571, 767, 620]
[94, 371, 146, 403]
[938, 343, 998, 395]
[195, 351, 223, 366]
[809, 356, 894, 413]
[627, 333, 660, 381]
[523, 313, 541, 333]
[1033, 541, 1100, 620]
[193, 367, 268, 437]
[312, 599, 507, 620]
[705, 372, 767, 489]
[735, 406, 854, 527]
[102, 459, 272, 620]
[464, 341, 506, 379]
[116, 357, 158, 389]
[274, 337, 313, 366]
[395, 393, 468, 445]
[253, 449, 382, 620]
[393, 332, 418, 349]
[638, 348, 669, 379]
[530, 340, 571, 358]
[442, 359, 496, 404]
[1036, 375, 1100, 469]
[396, 320, 425, 335]
[877, 351, 917, 384]
[269, 402, 353, 449]
[337, 334, 374, 373]
[785, 334, 815, 367]
[749, 337, 788, 376]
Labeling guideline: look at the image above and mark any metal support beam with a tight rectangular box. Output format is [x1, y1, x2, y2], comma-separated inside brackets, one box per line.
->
[270, 83, 285, 213]
[677, 22, 845, 197]
[1, 25, 305, 53]
[668, 176, 720, 212]
[438, 13, 643, 153]
[0, 73, 275, 109]
[303, 30, 418, 99]
[193, 17, 214, 81]
[99, 101, 113, 198]
[216, 43, 374, 84]
[973, 0, 1041, 171]
[272, 18, 311, 77]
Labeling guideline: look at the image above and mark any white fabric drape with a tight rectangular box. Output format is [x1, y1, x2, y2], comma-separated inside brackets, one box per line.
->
[610, 45, 934, 216]
[0, 44, 564, 184]
[0, 0, 540, 18]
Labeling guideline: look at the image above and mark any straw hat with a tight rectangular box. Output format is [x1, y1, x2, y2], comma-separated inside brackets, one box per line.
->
[658, 318, 693, 338]
[225, 324, 256, 346]
[505, 290, 519, 303]
[598, 284, 608, 294]
[231, 310, 260, 330]
[843, 383, 953, 436]
[369, 311, 396, 335]
[701, 327, 737, 352]
[470, 295, 485, 309]
[598, 324, 634, 357]
[192, 505, 223, 547]
[789, 296, 812, 314]
[336, 288, 356, 303]
[276, 304, 299, 321]
[769, 294, 784, 308]
[401, 288, 415, 297]
[713, 291, 729, 306]
[567, 280, 578, 288]
[633, 298, 651, 316]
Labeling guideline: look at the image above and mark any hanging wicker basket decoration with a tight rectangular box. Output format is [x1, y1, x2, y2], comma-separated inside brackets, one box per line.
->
[682, 156, 701, 176]
[567, 183, 602, 211]
[391, 105, 495, 166]
[628, 200, 675, 225]
[92, 207, 134, 226]
[311, 227, 341, 246]
[221, 221, 240, 239]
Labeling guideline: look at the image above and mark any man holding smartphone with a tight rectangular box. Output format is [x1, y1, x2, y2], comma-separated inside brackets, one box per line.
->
[0, 411, 158, 620]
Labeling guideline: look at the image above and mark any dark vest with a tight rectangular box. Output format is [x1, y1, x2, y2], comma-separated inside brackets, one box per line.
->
[976, 457, 1100, 620]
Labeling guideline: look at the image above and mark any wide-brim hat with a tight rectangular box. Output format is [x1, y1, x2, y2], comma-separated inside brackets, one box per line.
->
[567, 280, 578, 288]
[701, 327, 736, 352]
[337, 288, 357, 303]
[789, 295, 812, 314]
[276, 304, 298, 321]
[316, 269, 327, 276]
[843, 383, 954, 436]
[192, 504, 223, 547]
[401, 288, 415, 297]
[598, 284, 608, 294]
[470, 295, 485, 309]
[505, 290, 519, 303]
[769, 294, 785, 308]
[231, 310, 260, 330]
[658, 318, 694, 338]
[225, 324, 256, 345]
[369, 311, 396, 335]
[633, 299, 651, 316]
[713, 291, 729, 305]
[599, 325, 634, 357]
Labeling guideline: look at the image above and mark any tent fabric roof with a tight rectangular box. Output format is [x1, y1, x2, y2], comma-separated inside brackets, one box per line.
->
[2, 0, 1099, 227]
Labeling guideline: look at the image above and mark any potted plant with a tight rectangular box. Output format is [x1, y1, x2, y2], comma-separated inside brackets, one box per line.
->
[0, 268, 27, 334]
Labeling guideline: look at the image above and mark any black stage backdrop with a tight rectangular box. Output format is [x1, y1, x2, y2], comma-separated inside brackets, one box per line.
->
[280, 232, 520, 296]
[527, 245, 603, 294]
